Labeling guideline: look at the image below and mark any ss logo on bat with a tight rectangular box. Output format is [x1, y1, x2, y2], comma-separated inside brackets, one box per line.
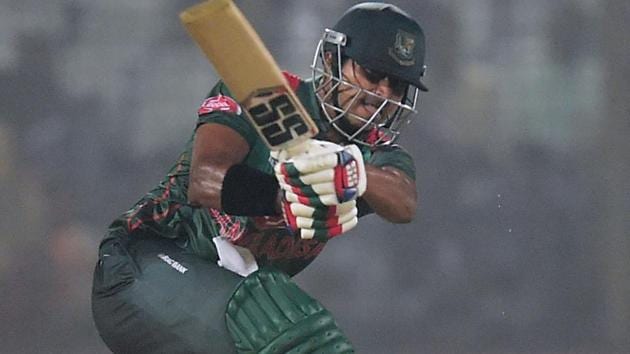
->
[245, 89, 310, 148]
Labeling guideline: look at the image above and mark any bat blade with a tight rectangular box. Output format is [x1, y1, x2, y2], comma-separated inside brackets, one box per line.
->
[179, 0, 319, 151]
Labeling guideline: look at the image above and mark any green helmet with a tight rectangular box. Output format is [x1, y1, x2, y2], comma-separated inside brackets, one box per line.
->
[311, 2, 428, 147]
[333, 2, 428, 92]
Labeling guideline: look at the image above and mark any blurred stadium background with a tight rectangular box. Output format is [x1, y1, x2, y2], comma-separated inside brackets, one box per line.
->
[0, 0, 628, 353]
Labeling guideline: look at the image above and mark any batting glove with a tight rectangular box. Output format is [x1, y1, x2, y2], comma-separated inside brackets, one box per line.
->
[282, 199, 358, 240]
[273, 140, 367, 207]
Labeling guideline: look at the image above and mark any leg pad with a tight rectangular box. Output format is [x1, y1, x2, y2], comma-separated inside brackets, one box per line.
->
[225, 268, 354, 353]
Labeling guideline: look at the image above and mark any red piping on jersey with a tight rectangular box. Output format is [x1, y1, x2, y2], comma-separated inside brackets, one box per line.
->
[126, 164, 184, 232]
[366, 128, 392, 145]
[282, 71, 301, 92]
[209, 208, 245, 241]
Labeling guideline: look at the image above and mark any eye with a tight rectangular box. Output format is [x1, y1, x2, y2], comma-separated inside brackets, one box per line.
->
[357, 62, 408, 96]
[361, 66, 386, 84]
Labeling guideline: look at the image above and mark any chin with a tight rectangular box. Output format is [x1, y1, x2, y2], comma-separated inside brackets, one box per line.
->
[344, 115, 368, 128]
[348, 107, 375, 121]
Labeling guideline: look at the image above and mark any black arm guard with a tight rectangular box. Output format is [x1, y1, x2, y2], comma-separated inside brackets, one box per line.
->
[221, 164, 280, 216]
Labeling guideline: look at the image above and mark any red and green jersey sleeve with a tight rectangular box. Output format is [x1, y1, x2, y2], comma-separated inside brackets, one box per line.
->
[196, 81, 261, 149]
[354, 144, 416, 217]
[366, 144, 416, 180]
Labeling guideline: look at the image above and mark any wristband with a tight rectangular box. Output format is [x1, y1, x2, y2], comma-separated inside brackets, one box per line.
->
[221, 164, 280, 216]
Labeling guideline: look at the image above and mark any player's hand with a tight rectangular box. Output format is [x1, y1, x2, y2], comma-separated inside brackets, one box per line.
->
[273, 140, 367, 206]
[282, 199, 358, 240]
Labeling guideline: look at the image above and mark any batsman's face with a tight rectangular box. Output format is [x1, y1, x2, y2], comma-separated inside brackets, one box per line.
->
[313, 46, 418, 146]
[335, 59, 406, 127]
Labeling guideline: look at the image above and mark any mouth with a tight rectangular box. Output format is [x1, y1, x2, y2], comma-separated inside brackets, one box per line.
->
[356, 96, 385, 118]
[360, 102, 378, 116]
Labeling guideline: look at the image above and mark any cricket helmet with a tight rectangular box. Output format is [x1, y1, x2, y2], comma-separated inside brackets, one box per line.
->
[311, 2, 428, 147]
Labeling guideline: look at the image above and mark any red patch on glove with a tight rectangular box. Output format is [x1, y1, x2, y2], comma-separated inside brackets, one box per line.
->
[282, 201, 298, 231]
[197, 95, 242, 116]
[328, 224, 344, 238]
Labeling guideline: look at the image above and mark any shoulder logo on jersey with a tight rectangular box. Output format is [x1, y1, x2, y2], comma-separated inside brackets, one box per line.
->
[198, 95, 242, 116]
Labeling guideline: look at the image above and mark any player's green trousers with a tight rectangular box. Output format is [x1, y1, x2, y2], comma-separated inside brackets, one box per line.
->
[91, 231, 354, 353]
[92, 231, 242, 353]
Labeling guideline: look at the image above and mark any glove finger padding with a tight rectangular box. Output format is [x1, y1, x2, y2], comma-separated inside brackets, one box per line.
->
[283, 189, 339, 207]
[299, 216, 358, 241]
[275, 143, 367, 205]
[295, 207, 357, 229]
[280, 153, 340, 176]
[279, 170, 335, 188]
[280, 180, 336, 198]
[281, 200, 358, 241]
[289, 200, 356, 217]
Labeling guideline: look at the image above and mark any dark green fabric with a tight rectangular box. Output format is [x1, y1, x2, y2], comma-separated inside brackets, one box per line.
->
[226, 269, 354, 353]
[92, 235, 242, 353]
[368, 144, 416, 180]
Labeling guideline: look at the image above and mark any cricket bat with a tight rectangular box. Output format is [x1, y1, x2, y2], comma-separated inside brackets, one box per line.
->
[179, 0, 319, 153]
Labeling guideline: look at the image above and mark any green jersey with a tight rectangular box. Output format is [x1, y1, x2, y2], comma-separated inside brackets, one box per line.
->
[108, 72, 416, 276]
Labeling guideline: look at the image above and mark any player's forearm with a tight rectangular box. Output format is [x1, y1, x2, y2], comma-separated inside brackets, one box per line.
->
[188, 123, 250, 210]
[362, 165, 417, 223]
[188, 164, 228, 209]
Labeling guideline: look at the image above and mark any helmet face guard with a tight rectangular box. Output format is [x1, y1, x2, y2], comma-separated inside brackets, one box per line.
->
[311, 29, 420, 147]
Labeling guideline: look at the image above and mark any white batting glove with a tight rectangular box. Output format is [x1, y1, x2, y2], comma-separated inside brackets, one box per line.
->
[273, 139, 367, 207]
[282, 199, 359, 240]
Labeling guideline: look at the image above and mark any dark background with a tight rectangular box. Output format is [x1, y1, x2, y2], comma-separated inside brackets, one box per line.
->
[1, 0, 628, 353]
